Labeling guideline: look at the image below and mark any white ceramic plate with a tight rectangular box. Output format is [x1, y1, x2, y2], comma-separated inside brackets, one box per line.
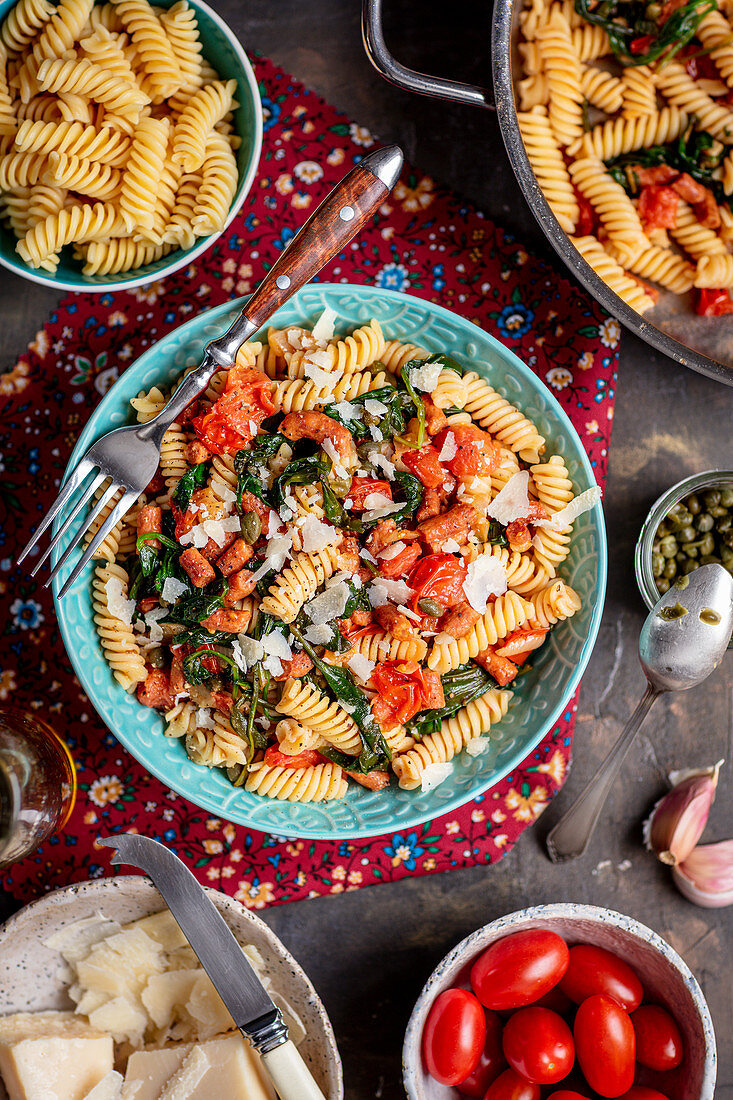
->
[0, 876, 343, 1100]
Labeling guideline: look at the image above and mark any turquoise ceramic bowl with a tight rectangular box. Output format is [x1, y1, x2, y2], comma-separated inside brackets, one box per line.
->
[52, 284, 607, 838]
[0, 0, 262, 292]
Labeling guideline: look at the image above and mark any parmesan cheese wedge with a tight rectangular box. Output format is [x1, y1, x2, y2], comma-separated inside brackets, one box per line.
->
[0, 1012, 114, 1100]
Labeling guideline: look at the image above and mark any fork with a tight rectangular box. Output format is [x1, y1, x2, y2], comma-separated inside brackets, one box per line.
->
[17, 144, 404, 598]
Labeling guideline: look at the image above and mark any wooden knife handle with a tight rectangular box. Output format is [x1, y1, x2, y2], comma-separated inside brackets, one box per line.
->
[238, 144, 400, 330]
[261, 1038, 327, 1100]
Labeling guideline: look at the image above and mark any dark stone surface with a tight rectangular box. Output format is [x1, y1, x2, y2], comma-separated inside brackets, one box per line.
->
[1, 2, 731, 1097]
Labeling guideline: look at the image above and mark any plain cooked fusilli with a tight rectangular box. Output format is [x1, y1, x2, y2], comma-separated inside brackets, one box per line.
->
[260, 544, 342, 623]
[463, 371, 546, 462]
[517, 106, 579, 234]
[427, 591, 532, 673]
[276, 678, 361, 755]
[92, 561, 147, 690]
[245, 761, 348, 802]
[536, 10, 584, 147]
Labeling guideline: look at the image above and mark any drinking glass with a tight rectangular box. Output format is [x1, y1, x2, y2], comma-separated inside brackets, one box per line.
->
[0, 707, 76, 869]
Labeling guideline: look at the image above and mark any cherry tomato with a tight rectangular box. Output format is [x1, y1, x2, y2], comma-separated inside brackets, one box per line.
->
[631, 1004, 683, 1071]
[401, 443, 447, 489]
[347, 477, 392, 511]
[502, 1007, 574, 1085]
[697, 287, 733, 316]
[409, 553, 468, 614]
[560, 944, 643, 1012]
[546, 1093, 591, 1100]
[574, 994, 635, 1098]
[456, 1009, 505, 1097]
[470, 929, 570, 1011]
[433, 424, 498, 477]
[615, 1089, 670, 1100]
[263, 747, 325, 769]
[483, 1068, 541, 1100]
[370, 662, 444, 728]
[423, 988, 486, 1086]
[531, 985, 574, 1015]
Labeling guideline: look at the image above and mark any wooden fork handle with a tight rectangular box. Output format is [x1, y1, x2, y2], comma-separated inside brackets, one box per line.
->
[206, 144, 404, 366]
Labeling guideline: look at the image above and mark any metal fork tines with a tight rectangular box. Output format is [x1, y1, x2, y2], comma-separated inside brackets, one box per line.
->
[17, 423, 159, 599]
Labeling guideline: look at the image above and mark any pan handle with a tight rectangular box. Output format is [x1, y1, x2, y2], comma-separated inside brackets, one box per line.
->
[361, 0, 496, 111]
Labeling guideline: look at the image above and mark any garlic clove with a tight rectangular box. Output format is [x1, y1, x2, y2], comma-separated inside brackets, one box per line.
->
[673, 840, 733, 908]
[643, 762, 721, 866]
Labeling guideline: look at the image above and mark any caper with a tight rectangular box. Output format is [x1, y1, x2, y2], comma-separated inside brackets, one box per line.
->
[677, 508, 693, 527]
[656, 520, 670, 537]
[660, 535, 677, 558]
[240, 510, 262, 544]
[695, 512, 714, 533]
[682, 542, 698, 558]
[645, 1, 661, 16]
[148, 646, 166, 668]
[686, 493, 701, 515]
[679, 524, 697, 543]
[330, 473, 353, 497]
[703, 489, 721, 509]
[209, 677, 224, 694]
[722, 545, 733, 565]
[418, 597, 444, 616]
[663, 559, 677, 579]
[720, 487, 733, 508]
[656, 577, 670, 593]
[682, 558, 699, 575]
[668, 500, 686, 518]
[723, 530, 733, 549]
[700, 555, 721, 566]
[652, 552, 665, 576]
[709, 505, 727, 518]
[699, 532, 715, 556]
[664, 513, 682, 533]
[717, 514, 732, 533]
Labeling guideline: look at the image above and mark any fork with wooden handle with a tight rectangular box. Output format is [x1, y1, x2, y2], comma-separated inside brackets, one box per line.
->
[16, 144, 404, 598]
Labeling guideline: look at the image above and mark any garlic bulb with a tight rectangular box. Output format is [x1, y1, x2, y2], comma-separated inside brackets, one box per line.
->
[673, 841, 733, 909]
[643, 763, 721, 866]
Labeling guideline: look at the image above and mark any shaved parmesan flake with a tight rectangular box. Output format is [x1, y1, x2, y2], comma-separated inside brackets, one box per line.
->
[267, 510, 282, 537]
[304, 359, 339, 396]
[378, 540, 406, 560]
[486, 470, 531, 525]
[304, 624, 333, 645]
[196, 708, 215, 729]
[533, 485, 602, 531]
[420, 761, 453, 791]
[369, 452, 396, 480]
[443, 538, 461, 553]
[250, 531, 292, 582]
[364, 398, 388, 416]
[368, 424, 384, 442]
[438, 431, 457, 463]
[105, 577, 135, 625]
[408, 359, 443, 393]
[202, 519, 226, 547]
[465, 737, 491, 757]
[262, 632, 292, 662]
[463, 555, 508, 614]
[320, 436, 349, 480]
[397, 603, 422, 622]
[330, 399, 362, 422]
[178, 523, 206, 549]
[359, 547, 377, 564]
[311, 305, 338, 343]
[328, 570, 361, 589]
[348, 652, 375, 683]
[362, 491, 402, 523]
[368, 578, 415, 607]
[305, 580, 350, 624]
[299, 514, 340, 553]
[161, 577, 188, 604]
[144, 608, 166, 644]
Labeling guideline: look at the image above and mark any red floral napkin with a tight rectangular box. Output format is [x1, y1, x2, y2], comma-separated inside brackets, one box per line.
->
[0, 56, 618, 909]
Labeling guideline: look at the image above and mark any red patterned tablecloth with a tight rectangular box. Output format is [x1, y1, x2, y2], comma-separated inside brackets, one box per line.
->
[0, 55, 618, 909]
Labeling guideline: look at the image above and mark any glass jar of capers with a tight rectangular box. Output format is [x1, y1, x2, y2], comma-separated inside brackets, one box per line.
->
[635, 470, 733, 649]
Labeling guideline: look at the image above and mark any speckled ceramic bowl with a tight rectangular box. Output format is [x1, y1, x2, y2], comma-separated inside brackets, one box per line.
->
[403, 903, 716, 1100]
[51, 283, 606, 840]
[0, 876, 343, 1100]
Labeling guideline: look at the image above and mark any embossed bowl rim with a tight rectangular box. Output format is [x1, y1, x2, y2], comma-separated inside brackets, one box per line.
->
[52, 284, 607, 838]
[0, 875, 343, 1100]
[402, 903, 716, 1100]
[0, 0, 263, 293]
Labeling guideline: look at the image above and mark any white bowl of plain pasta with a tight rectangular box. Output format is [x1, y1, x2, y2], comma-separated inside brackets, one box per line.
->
[51, 284, 607, 839]
[0, 0, 262, 291]
[0, 875, 343, 1099]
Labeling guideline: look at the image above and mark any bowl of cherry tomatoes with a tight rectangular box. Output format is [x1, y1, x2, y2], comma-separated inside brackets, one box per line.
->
[404, 903, 715, 1100]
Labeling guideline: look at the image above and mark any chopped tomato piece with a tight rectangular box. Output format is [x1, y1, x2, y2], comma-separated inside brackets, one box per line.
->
[409, 553, 468, 614]
[345, 768, 390, 790]
[192, 366, 275, 455]
[506, 519, 532, 553]
[370, 662, 445, 728]
[671, 172, 707, 205]
[494, 628, 548, 662]
[695, 190, 721, 229]
[264, 746, 325, 769]
[474, 648, 520, 687]
[211, 690, 233, 714]
[630, 33, 653, 54]
[348, 477, 392, 511]
[379, 541, 422, 578]
[573, 186, 597, 236]
[169, 655, 186, 697]
[137, 669, 176, 709]
[638, 185, 679, 230]
[433, 425, 498, 478]
[681, 42, 720, 81]
[634, 165, 678, 187]
[401, 444, 447, 489]
[697, 288, 733, 316]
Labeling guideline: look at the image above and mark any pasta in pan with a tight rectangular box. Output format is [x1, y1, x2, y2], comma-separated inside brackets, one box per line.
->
[0, 0, 242, 275]
[517, 0, 733, 313]
[90, 311, 594, 800]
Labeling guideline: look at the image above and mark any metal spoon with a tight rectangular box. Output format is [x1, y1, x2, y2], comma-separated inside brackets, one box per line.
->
[547, 563, 733, 863]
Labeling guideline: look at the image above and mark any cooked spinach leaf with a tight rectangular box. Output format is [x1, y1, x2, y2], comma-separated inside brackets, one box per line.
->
[406, 662, 496, 738]
[172, 462, 207, 512]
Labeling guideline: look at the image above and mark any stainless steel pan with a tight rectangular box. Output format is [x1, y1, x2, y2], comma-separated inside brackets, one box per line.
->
[362, 0, 733, 387]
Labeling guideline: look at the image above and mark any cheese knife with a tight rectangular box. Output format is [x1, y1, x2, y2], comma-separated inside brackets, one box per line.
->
[99, 833, 327, 1100]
